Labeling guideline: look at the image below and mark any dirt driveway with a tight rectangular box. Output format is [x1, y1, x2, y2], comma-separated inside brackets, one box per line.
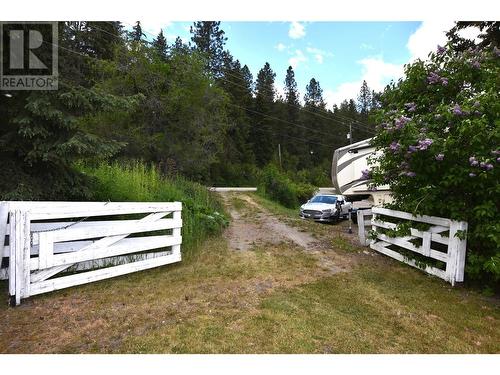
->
[220, 192, 361, 274]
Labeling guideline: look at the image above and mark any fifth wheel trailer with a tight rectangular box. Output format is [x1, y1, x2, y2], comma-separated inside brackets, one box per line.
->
[331, 138, 392, 207]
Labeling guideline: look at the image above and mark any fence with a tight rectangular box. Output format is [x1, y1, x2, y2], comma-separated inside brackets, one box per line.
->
[357, 207, 467, 286]
[0, 201, 182, 306]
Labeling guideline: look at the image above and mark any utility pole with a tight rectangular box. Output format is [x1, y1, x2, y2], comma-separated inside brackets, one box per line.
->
[349, 122, 352, 144]
[278, 143, 282, 169]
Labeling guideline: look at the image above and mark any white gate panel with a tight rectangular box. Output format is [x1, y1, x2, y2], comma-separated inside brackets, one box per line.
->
[357, 207, 467, 286]
[1, 201, 183, 305]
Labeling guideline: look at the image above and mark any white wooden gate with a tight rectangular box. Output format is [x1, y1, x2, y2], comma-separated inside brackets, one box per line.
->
[0, 201, 182, 305]
[357, 207, 467, 286]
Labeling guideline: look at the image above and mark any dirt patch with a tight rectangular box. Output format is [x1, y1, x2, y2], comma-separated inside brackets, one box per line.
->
[219, 192, 355, 274]
[221, 193, 318, 251]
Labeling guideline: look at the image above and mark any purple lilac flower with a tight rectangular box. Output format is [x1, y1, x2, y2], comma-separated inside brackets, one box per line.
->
[408, 145, 418, 153]
[469, 173, 476, 177]
[485, 164, 494, 171]
[395, 116, 411, 129]
[427, 72, 441, 84]
[491, 150, 500, 156]
[435, 153, 444, 161]
[406, 171, 416, 177]
[437, 45, 446, 55]
[417, 138, 433, 151]
[361, 169, 371, 180]
[400, 161, 409, 169]
[469, 156, 479, 166]
[497, 157, 500, 163]
[480, 161, 486, 168]
[452, 104, 463, 116]
[405, 102, 417, 112]
[389, 141, 401, 152]
[494, 46, 500, 57]
[441, 78, 449, 86]
[471, 60, 481, 69]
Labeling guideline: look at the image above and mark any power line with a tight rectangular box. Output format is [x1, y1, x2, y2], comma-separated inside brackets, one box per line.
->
[221, 66, 377, 132]
[126, 20, 377, 134]
[42, 37, 347, 149]
[220, 72, 375, 135]
[48, 25, 352, 143]
[100, 21, 376, 136]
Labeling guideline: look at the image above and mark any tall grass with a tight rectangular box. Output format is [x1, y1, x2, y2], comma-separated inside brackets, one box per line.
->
[77, 161, 228, 259]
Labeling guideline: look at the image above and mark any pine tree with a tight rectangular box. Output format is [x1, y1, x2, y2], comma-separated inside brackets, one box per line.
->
[251, 62, 276, 166]
[304, 78, 325, 108]
[130, 21, 144, 42]
[171, 36, 189, 55]
[241, 65, 253, 93]
[153, 30, 168, 60]
[282, 66, 303, 161]
[190, 21, 227, 78]
[357, 80, 372, 115]
[284, 66, 300, 108]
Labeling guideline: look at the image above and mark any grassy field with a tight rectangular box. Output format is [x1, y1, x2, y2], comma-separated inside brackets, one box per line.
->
[0, 193, 498, 353]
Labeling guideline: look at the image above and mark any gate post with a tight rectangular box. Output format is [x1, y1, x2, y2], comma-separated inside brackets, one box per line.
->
[448, 220, 468, 284]
[8, 210, 30, 306]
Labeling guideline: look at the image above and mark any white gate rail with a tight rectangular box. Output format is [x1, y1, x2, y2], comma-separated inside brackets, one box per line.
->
[0, 201, 182, 305]
[357, 207, 467, 286]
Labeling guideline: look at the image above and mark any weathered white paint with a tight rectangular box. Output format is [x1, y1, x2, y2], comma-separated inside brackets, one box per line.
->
[0, 202, 8, 278]
[30, 252, 181, 296]
[356, 209, 372, 246]
[357, 206, 467, 285]
[2, 201, 183, 305]
[208, 187, 257, 192]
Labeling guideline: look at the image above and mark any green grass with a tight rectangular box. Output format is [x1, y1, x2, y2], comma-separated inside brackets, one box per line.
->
[0, 192, 498, 353]
[77, 161, 228, 259]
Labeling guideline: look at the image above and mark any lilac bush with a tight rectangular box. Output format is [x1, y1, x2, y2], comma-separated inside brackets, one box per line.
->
[369, 41, 500, 286]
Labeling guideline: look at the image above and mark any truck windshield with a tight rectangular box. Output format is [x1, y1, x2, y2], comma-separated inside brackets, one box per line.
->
[310, 195, 337, 204]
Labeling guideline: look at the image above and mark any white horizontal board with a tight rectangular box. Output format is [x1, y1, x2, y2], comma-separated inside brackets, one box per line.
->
[5, 217, 183, 235]
[45, 218, 181, 243]
[30, 252, 181, 296]
[3, 202, 181, 220]
[376, 233, 448, 262]
[371, 241, 447, 280]
[410, 228, 449, 246]
[372, 207, 451, 227]
[371, 219, 397, 230]
[208, 187, 257, 192]
[30, 235, 182, 270]
[61, 250, 174, 272]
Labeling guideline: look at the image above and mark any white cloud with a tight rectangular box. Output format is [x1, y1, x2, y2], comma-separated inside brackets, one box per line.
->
[288, 49, 307, 69]
[289, 21, 305, 39]
[325, 56, 404, 108]
[406, 21, 455, 61]
[325, 21, 483, 109]
[305, 46, 333, 64]
[275, 42, 287, 52]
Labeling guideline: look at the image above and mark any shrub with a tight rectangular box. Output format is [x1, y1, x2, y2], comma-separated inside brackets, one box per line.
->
[78, 161, 228, 259]
[369, 41, 500, 288]
[257, 164, 316, 208]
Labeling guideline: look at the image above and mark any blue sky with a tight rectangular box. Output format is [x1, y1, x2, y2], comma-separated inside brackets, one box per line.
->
[136, 21, 459, 108]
